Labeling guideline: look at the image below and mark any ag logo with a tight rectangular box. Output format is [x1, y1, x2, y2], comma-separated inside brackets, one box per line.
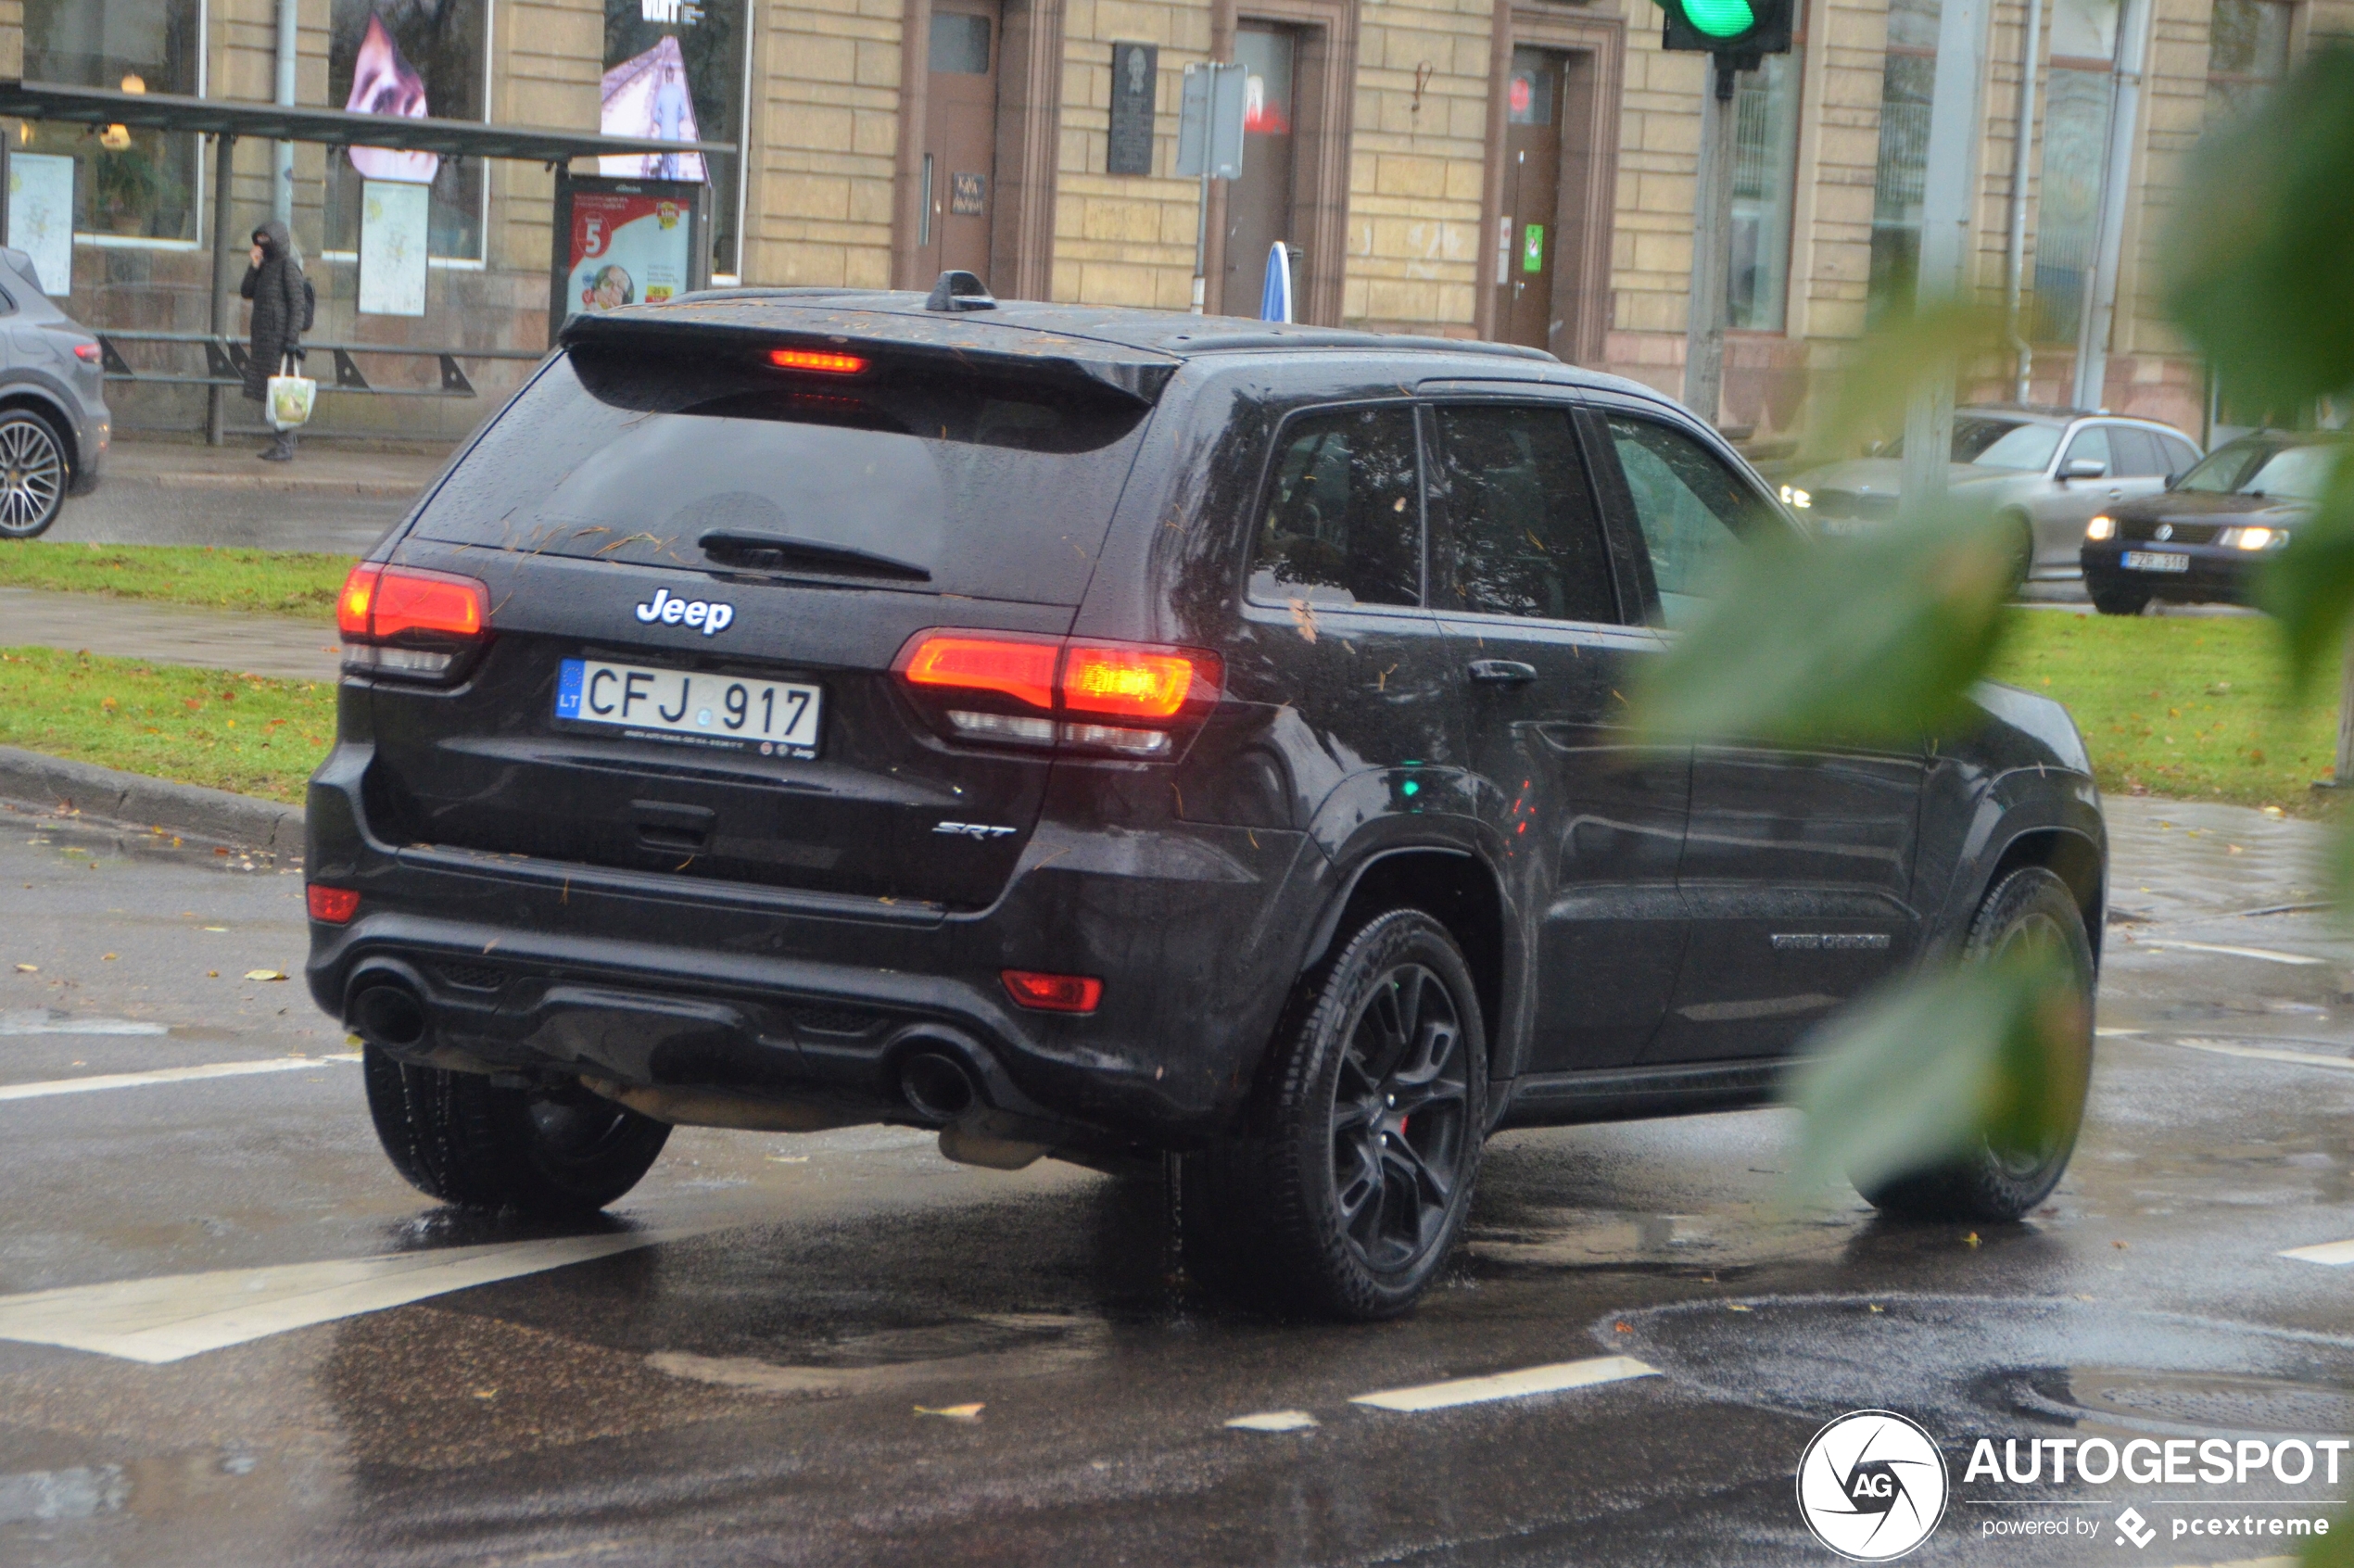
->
[1795, 1410, 1949, 1561]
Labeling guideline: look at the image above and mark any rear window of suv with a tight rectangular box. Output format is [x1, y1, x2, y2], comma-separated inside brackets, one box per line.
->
[409, 340, 1154, 605]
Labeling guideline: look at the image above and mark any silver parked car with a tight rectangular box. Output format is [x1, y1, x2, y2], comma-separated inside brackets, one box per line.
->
[0, 246, 110, 539]
[1783, 406, 2202, 584]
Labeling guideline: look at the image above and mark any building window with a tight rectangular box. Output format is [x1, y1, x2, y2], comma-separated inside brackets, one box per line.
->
[20, 0, 204, 245]
[1866, 0, 1937, 326]
[1729, 47, 1803, 333]
[601, 0, 752, 278]
[2030, 0, 2120, 345]
[2206, 0, 2292, 121]
[323, 0, 491, 264]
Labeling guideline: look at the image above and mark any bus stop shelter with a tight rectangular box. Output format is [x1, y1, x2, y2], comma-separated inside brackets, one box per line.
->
[0, 79, 734, 440]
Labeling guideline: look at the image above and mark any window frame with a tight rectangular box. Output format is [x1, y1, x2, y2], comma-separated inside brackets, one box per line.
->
[1240, 397, 1433, 618]
[23, 0, 209, 251]
[1422, 396, 1627, 630]
[1727, 29, 1807, 337]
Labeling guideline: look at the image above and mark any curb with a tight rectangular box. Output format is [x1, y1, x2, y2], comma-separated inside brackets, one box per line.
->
[102, 471, 424, 500]
[0, 745, 304, 854]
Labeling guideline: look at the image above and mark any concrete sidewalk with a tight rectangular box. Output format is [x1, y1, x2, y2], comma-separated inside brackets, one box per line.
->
[46, 437, 452, 555]
[0, 588, 340, 681]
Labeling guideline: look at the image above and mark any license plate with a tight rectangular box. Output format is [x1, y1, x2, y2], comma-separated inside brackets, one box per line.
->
[2122, 550, 2190, 574]
[555, 659, 821, 758]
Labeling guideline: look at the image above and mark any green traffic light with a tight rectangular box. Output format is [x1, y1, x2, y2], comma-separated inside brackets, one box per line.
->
[1686, 0, 1755, 34]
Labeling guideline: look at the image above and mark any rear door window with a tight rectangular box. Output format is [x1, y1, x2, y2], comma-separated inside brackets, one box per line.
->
[2108, 427, 2166, 477]
[1248, 405, 1424, 608]
[407, 342, 1153, 606]
[1427, 404, 1618, 624]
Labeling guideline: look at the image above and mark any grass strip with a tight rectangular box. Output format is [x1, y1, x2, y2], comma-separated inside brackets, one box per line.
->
[0, 541, 352, 620]
[1990, 610, 2339, 815]
[0, 647, 335, 803]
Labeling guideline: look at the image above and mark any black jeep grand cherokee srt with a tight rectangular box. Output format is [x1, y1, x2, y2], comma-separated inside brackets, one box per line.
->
[308, 287, 2105, 1320]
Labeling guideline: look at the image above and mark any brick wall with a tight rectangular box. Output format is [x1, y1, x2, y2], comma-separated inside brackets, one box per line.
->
[1053, 0, 1214, 310]
[1342, 0, 1488, 334]
[743, 0, 903, 287]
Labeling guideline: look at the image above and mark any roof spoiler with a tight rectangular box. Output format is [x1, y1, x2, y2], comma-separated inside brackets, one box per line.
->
[560, 308, 1178, 406]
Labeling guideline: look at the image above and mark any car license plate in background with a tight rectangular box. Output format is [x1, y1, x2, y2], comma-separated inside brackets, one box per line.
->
[556, 659, 821, 758]
[2122, 550, 2191, 573]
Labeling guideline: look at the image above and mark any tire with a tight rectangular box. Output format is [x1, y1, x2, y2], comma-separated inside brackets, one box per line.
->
[362, 1047, 671, 1215]
[0, 411, 68, 538]
[1188, 908, 1488, 1320]
[2091, 587, 2148, 616]
[1856, 867, 2095, 1222]
[2003, 512, 2036, 595]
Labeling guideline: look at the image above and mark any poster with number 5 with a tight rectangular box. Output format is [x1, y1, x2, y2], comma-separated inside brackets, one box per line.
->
[549, 175, 706, 339]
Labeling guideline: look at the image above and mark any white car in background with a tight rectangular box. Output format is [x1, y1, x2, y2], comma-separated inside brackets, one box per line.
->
[1783, 406, 2203, 586]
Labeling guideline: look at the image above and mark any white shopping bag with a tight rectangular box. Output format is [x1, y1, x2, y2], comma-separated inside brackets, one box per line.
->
[267, 353, 316, 431]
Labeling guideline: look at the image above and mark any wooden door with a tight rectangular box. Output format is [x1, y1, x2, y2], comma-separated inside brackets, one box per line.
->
[1498, 48, 1563, 351]
[1222, 25, 1297, 315]
[922, 0, 1002, 285]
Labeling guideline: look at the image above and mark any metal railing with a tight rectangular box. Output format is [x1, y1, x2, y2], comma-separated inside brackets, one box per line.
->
[94, 330, 545, 399]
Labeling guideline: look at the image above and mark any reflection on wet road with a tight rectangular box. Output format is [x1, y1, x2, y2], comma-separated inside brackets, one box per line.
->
[2, 796, 2352, 1564]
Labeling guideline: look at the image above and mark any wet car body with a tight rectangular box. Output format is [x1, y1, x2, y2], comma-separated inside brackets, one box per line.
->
[1788, 406, 2197, 583]
[304, 292, 2105, 1209]
[2079, 431, 2344, 613]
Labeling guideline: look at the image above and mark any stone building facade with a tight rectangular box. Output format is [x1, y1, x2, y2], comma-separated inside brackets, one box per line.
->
[0, 0, 2339, 442]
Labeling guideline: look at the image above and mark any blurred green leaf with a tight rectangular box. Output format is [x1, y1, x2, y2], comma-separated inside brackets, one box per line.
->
[1634, 502, 2014, 746]
[2304, 1511, 2354, 1568]
[2166, 46, 2354, 413]
[1793, 303, 2009, 469]
[1783, 946, 2088, 1200]
[2257, 447, 2354, 698]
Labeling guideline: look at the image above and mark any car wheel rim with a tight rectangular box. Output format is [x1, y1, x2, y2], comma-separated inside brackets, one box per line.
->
[1330, 961, 1471, 1273]
[0, 418, 63, 534]
[1987, 908, 2080, 1178]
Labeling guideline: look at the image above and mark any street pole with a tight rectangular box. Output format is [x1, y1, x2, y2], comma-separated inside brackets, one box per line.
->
[1681, 57, 1739, 424]
[208, 132, 236, 448]
[1898, 0, 1993, 515]
[273, 0, 297, 226]
[2070, 0, 2152, 411]
[1192, 164, 1210, 315]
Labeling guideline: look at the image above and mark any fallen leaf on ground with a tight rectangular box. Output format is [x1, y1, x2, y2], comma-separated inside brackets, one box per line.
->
[100, 953, 117, 961]
[244, 968, 289, 982]
[13, 964, 34, 973]
[915, 1404, 984, 1421]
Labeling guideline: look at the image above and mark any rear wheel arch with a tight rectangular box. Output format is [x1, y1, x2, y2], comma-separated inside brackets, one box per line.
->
[0, 391, 76, 477]
[1299, 846, 1509, 1072]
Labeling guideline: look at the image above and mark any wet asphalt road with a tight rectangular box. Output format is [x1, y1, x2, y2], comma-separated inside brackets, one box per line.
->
[2, 796, 2352, 1566]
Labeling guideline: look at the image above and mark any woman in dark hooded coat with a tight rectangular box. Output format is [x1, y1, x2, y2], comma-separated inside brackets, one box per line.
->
[241, 220, 308, 462]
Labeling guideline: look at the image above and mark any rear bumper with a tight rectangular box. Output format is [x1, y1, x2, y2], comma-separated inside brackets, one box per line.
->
[303, 742, 1320, 1147]
[2080, 542, 2256, 603]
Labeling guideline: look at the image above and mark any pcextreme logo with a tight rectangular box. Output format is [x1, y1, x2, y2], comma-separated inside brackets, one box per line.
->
[1796, 1410, 1951, 1561]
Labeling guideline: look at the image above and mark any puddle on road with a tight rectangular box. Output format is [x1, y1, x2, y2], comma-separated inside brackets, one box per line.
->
[2006, 1365, 2354, 1436]
[0, 1008, 168, 1037]
[0, 1463, 128, 1524]
[648, 1311, 1110, 1397]
[1464, 1204, 1862, 1275]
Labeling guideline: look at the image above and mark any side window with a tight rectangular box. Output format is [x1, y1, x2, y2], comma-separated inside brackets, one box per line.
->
[1249, 406, 1423, 609]
[1428, 404, 1617, 624]
[1605, 413, 1770, 629]
[2162, 434, 2201, 476]
[2062, 425, 2111, 474]
[2108, 427, 2165, 477]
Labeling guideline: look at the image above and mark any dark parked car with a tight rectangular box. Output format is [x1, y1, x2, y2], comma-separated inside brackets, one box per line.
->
[0, 246, 109, 538]
[307, 284, 2106, 1319]
[2080, 431, 2346, 614]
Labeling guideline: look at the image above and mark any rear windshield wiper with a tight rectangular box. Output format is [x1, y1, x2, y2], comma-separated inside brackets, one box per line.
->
[697, 528, 931, 582]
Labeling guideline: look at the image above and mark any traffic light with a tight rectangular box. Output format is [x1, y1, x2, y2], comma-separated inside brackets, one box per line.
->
[1656, 0, 1793, 57]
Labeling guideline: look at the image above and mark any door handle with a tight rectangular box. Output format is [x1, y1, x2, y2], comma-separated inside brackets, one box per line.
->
[1467, 659, 1538, 685]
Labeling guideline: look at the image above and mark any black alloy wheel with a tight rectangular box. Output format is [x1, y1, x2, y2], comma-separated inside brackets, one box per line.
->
[1189, 908, 1488, 1320]
[1856, 866, 2096, 1222]
[0, 411, 67, 538]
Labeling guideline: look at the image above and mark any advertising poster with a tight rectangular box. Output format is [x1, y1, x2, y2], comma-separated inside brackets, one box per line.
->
[326, 0, 487, 260]
[602, 0, 744, 272]
[6, 153, 76, 297]
[561, 186, 694, 328]
[357, 178, 430, 316]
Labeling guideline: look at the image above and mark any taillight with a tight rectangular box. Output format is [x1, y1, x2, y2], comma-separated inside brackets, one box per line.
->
[337, 563, 492, 679]
[73, 342, 101, 362]
[306, 885, 360, 924]
[769, 348, 867, 374]
[893, 631, 1222, 759]
[1002, 969, 1103, 1013]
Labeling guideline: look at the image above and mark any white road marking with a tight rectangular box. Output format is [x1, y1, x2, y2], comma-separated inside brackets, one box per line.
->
[2095, 1027, 2145, 1038]
[0, 1054, 361, 1103]
[2162, 1038, 2354, 1074]
[2279, 1238, 2354, 1266]
[0, 1228, 709, 1363]
[1226, 1410, 1319, 1432]
[0, 1009, 167, 1037]
[1349, 1355, 1660, 1413]
[2137, 941, 2328, 967]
